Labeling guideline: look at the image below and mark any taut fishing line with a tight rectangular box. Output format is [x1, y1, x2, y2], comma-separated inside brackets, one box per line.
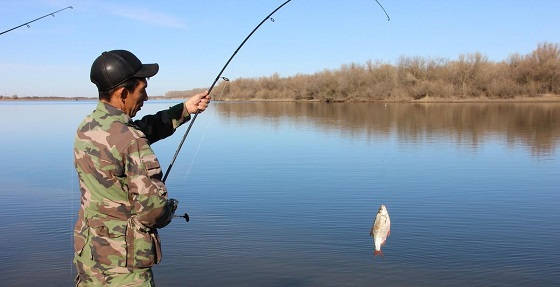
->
[182, 78, 230, 180]
[168, 0, 390, 222]
[173, 77, 230, 223]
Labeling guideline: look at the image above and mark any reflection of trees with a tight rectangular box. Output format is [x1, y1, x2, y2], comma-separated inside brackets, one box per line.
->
[216, 102, 560, 156]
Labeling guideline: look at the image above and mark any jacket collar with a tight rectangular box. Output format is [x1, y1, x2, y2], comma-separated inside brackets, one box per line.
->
[95, 101, 131, 123]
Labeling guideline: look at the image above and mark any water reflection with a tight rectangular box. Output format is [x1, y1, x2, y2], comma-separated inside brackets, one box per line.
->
[216, 102, 560, 155]
[1, 101, 558, 286]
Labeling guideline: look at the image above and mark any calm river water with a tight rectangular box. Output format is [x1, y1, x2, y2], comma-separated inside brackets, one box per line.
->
[0, 101, 559, 286]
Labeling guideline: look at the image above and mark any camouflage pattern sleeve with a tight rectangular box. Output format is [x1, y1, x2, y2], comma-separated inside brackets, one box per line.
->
[131, 103, 190, 144]
[125, 136, 175, 229]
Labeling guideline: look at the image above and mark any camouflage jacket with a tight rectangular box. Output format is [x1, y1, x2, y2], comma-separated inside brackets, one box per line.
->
[73, 101, 190, 273]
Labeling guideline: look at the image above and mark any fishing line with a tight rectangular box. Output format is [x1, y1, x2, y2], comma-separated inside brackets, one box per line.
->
[173, 77, 230, 223]
[70, 152, 75, 279]
[181, 122, 208, 179]
[182, 77, 230, 180]
[0, 6, 73, 36]
[163, 0, 389, 183]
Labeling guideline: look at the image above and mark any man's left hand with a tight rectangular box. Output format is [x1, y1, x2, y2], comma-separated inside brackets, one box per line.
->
[184, 91, 211, 115]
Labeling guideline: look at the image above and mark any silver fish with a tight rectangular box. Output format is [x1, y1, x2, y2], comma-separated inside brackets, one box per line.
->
[370, 204, 391, 256]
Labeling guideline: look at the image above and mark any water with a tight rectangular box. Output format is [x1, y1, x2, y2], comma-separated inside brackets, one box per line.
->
[0, 101, 559, 286]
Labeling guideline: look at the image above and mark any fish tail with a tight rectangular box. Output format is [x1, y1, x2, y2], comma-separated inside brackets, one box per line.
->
[374, 250, 384, 257]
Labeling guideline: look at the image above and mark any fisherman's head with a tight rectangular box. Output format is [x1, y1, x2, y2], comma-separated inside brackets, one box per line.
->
[90, 50, 158, 117]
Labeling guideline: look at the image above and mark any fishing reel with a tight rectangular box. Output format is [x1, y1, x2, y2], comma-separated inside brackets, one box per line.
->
[168, 198, 189, 223]
[174, 212, 190, 223]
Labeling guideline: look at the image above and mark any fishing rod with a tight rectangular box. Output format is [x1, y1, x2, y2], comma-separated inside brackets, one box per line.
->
[163, 0, 390, 184]
[0, 6, 73, 36]
[161, 0, 292, 183]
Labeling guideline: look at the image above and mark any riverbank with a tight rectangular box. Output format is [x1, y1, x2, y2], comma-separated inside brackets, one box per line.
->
[216, 94, 560, 103]
[209, 43, 560, 103]
[3, 94, 560, 103]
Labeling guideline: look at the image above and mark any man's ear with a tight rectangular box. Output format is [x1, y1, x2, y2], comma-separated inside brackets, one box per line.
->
[119, 87, 129, 102]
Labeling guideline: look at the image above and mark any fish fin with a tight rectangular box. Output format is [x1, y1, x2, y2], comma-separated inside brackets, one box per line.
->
[387, 229, 390, 237]
[374, 250, 384, 257]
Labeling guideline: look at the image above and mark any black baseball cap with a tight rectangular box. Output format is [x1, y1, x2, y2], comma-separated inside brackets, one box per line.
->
[90, 50, 159, 92]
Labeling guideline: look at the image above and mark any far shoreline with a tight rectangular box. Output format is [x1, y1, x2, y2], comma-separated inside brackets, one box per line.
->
[216, 94, 560, 103]
[2, 94, 560, 103]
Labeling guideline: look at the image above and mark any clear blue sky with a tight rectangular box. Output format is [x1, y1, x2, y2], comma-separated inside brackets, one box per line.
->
[1, 0, 559, 97]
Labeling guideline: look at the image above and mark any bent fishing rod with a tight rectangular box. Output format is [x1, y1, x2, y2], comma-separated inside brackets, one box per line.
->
[0, 6, 73, 36]
[163, 0, 390, 185]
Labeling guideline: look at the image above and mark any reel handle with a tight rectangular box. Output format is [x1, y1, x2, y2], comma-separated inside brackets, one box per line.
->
[174, 212, 190, 223]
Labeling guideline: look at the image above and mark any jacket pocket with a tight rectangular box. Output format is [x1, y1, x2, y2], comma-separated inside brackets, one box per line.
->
[126, 217, 162, 269]
[143, 156, 162, 179]
[88, 220, 127, 268]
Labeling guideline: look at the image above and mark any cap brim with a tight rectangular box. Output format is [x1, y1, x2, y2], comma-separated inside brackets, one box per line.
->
[133, 63, 159, 78]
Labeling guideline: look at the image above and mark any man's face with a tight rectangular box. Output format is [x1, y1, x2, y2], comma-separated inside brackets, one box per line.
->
[123, 79, 148, 117]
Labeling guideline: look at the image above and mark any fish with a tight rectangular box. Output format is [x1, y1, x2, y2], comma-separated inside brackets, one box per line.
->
[370, 204, 391, 256]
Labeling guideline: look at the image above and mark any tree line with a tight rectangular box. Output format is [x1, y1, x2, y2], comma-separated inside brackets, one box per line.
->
[167, 43, 560, 102]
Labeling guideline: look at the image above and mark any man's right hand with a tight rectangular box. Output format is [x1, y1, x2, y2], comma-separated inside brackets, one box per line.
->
[184, 91, 211, 115]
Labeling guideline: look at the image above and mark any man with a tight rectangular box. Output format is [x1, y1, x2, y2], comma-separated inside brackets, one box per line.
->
[73, 50, 210, 286]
